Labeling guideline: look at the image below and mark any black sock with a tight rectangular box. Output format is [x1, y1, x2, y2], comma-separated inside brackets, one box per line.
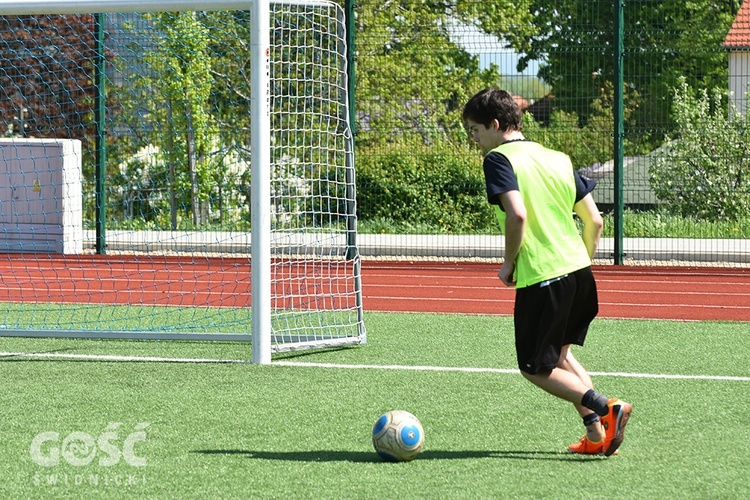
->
[582, 413, 600, 427]
[581, 389, 609, 417]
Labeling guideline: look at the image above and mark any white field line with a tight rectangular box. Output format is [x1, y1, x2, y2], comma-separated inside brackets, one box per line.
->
[1, 351, 748, 382]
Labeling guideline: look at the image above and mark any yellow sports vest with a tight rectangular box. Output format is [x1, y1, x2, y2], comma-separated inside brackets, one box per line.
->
[491, 141, 591, 288]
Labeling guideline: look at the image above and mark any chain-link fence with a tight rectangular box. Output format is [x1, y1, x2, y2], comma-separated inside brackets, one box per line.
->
[0, 2, 748, 265]
[353, 0, 750, 265]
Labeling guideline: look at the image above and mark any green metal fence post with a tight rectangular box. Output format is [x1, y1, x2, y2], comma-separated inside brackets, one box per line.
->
[345, 0, 355, 138]
[345, 0, 357, 261]
[95, 13, 107, 255]
[613, 0, 625, 264]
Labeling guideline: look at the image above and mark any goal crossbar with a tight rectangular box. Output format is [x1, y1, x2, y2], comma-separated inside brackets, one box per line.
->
[0, 1, 257, 15]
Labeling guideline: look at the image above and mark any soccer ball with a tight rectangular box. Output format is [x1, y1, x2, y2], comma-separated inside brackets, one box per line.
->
[371, 410, 425, 462]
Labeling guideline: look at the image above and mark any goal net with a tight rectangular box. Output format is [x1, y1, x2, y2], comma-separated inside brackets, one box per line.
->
[0, 0, 365, 362]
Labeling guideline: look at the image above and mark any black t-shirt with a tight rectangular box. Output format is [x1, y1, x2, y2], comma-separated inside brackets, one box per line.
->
[483, 145, 597, 210]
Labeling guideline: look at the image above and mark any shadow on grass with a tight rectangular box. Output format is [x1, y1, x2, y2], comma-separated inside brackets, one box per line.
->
[272, 345, 360, 361]
[193, 449, 603, 463]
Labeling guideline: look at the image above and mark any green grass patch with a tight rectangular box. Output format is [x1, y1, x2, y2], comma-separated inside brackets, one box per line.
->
[360, 209, 750, 238]
[0, 313, 748, 498]
[601, 210, 750, 238]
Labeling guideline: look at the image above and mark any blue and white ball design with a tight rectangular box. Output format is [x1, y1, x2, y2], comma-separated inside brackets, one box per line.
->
[372, 410, 425, 462]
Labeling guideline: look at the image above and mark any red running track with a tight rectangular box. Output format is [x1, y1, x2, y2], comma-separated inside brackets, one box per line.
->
[0, 255, 747, 322]
[360, 262, 750, 322]
[0, 254, 254, 308]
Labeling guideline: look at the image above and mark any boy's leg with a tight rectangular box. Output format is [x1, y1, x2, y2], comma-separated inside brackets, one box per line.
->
[521, 364, 590, 405]
[514, 269, 631, 454]
[521, 346, 604, 442]
[556, 346, 605, 441]
[557, 347, 598, 415]
[555, 346, 633, 456]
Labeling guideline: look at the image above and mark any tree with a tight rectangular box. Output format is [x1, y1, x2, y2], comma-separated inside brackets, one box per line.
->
[112, 12, 218, 228]
[0, 15, 99, 139]
[501, 0, 742, 152]
[354, 0, 536, 146]
[152, 12, 216, 227]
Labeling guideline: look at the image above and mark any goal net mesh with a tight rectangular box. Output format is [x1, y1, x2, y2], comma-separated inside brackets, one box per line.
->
[0, 2, 365, 353]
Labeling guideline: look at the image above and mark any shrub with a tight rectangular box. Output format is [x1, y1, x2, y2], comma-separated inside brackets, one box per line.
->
[356, 138, 495, 233]
[649, 77, 750, 221]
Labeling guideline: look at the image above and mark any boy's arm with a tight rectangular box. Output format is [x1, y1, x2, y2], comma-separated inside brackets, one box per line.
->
[573, 193, 603, 259]
[498, 190, 526, 286]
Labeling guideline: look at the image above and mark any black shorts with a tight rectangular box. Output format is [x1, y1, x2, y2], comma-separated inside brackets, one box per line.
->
[514, 267, 599, 375]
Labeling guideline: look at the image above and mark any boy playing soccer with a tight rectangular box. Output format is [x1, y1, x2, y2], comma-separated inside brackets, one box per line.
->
[463, 88, 632, 456]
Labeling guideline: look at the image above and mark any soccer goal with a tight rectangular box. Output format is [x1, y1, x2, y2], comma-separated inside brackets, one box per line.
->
[0, 0, 365, 363]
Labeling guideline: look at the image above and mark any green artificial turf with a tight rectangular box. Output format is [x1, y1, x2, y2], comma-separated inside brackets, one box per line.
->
[0, 313, 748, 498]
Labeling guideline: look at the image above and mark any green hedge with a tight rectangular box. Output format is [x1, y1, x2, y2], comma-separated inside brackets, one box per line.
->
[356, 138, 496, 233]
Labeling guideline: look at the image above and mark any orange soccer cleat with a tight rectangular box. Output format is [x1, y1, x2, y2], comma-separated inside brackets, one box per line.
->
[601, 398, 633, 457]
[568, 435, 605, 455]
[568, 435, 621, 456]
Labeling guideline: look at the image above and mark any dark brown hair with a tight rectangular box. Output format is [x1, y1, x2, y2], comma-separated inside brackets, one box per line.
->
[462, 88, 523, 132]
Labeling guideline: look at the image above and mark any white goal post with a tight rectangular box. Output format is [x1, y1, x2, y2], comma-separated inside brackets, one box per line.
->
[0, 0, 365, 363]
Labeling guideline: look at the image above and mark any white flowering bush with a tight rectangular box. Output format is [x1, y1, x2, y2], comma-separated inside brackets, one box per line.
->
[270, 154, 313, 228]
[114, 144, 167, 220]
[113, 139, 253, 228]
[649, 77, 750, 221]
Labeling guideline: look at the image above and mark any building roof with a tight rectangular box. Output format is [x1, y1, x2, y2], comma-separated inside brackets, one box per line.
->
[725, 0, 750, 48]
[511, 94, 529, 112]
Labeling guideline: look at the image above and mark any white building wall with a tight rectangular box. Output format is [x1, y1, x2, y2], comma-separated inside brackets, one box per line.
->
[0, 139, 83, 254]
[728, 51, 750, 116]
